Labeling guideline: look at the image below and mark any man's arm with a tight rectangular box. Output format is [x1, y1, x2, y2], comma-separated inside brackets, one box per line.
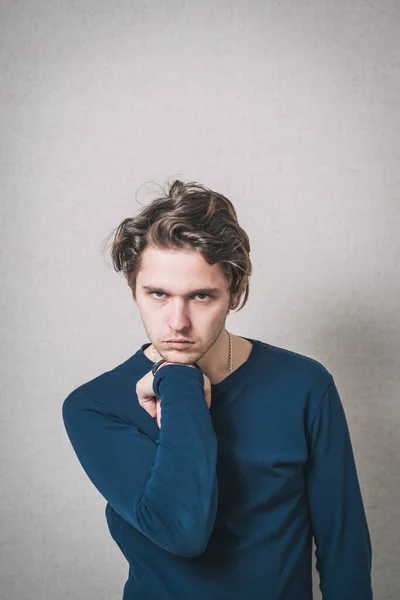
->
[305, 376, 373, 599]
[62, 364, 218, 557]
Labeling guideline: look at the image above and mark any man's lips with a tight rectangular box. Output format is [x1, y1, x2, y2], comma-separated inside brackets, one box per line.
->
[165, 340, 194, 343]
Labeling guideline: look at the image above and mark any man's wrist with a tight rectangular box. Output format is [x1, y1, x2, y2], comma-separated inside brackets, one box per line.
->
[152, 360, 201, 376]
[151, 359, 167, 376]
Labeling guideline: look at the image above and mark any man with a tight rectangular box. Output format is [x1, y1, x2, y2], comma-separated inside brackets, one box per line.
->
[62, 179, 373, 599]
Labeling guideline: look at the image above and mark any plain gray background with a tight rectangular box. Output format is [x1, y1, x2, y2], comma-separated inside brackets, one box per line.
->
[1, 1, 399, 598]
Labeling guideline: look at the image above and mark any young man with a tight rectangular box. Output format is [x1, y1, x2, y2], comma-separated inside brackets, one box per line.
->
[62, 180, 373, 599]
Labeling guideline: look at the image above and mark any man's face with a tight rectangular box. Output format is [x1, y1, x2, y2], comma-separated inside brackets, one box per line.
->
[133, 245, 232, 365]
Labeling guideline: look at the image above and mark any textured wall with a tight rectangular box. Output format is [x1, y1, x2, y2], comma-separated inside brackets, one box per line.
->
[1, 1, 399, 598]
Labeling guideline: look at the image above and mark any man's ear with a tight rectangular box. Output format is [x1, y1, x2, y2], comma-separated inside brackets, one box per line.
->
[232, 292, 242, 310]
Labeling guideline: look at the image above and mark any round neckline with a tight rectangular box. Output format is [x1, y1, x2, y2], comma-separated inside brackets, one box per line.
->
[136, 336, 262, 394]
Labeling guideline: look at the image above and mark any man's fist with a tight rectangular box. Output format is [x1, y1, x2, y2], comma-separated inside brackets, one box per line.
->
[136, 363, 212, 429]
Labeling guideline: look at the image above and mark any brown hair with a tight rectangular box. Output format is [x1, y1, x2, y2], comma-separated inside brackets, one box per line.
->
[103, 179, 252, 312]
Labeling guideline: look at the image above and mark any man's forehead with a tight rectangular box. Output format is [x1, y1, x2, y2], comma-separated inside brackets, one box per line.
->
[137, 247, 229, 293]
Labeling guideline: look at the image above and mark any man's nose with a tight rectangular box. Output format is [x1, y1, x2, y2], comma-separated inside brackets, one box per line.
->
[167, 300, 191, 331]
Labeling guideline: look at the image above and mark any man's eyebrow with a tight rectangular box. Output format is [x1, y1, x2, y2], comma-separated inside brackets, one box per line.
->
[141, 285, 221, 296]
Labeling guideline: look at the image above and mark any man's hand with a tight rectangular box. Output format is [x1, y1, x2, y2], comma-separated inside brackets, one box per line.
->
[136, 363, 212, 429]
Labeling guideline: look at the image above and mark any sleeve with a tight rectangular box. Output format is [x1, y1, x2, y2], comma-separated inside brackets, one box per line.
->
[62, 364, 218, 558]
[305, 376, 373, 599]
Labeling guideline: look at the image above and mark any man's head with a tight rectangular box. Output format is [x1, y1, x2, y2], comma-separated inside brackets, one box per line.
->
[104, 179, 252, 364]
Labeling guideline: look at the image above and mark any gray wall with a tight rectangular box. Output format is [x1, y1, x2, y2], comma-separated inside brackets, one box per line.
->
[1, 1, 399, 598]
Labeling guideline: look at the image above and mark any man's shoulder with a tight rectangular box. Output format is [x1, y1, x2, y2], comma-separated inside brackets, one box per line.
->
[252, 339, 335, 424]
[255, 338, 333, 392]
[62, 349, 148, 421]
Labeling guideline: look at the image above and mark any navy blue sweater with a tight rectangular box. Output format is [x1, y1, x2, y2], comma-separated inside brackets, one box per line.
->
[62, 337, 373, 599]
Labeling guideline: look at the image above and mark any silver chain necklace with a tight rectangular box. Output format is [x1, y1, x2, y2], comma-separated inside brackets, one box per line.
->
[152, 330, 233, 374]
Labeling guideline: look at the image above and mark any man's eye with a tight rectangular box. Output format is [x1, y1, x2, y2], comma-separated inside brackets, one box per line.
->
[196, 294, 211, 301]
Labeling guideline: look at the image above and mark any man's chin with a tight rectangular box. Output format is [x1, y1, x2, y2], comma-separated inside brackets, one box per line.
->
[163, 349, 202, 365]
[166, 353, 197, 365]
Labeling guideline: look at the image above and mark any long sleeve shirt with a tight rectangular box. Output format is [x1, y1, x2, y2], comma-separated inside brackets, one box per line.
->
[62, 337, 373, 599]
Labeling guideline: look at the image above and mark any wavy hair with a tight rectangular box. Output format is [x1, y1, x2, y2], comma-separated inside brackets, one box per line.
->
[103, 179, 252, 312]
